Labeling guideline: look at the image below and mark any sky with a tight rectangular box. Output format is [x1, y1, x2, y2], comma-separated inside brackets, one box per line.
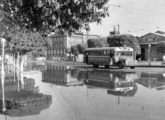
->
[89, 0, 165, 37]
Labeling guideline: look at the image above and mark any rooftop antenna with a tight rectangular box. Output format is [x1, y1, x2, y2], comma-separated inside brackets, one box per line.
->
[118, 24, 120, 34]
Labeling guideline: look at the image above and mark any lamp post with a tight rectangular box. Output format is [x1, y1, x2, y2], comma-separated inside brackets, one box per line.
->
[1, 37, 6, 113]
[148, 44, 151, 66]
[148, 39, 152, 66]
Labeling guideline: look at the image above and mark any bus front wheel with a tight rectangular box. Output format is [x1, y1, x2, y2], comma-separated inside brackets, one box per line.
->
[118, 62, 124, 69]
[104, 65, 109, 69]
[130, 66, 135, 69]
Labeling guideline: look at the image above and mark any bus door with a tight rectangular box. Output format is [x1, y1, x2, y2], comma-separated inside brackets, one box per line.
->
[109, 50, 114, 65]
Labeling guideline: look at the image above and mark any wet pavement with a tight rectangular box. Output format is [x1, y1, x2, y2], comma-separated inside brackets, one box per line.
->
[0, 63, 165, 120]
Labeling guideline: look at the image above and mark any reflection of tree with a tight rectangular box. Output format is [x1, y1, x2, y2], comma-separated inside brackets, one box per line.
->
[77, 71, 87, 81]
[5, 92, 52, 117]
[0, 77, 52, 117]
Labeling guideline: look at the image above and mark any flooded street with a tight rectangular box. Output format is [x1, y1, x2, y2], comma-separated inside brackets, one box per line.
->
[0, 64, 165, 120]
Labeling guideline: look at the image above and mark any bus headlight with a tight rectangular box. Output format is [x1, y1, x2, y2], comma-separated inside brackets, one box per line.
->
[126, 60, 134, 66]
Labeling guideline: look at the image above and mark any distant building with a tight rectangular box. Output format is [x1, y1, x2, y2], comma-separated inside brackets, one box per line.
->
[139, 31, 165, 60]
[47, 32, 99, 60]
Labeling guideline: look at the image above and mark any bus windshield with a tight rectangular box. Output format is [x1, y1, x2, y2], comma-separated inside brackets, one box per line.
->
[116, 51, 133, 56]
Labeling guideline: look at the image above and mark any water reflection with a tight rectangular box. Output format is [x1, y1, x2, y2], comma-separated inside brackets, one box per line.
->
[1, 64, 165, 120]
[42, 65, 138, 96]
[0, 75, 52, 117]
[42, 65, 84, 86]
[85, 70, 138, 97]
[42, 65, 165, 95]
[137, 72, 165, 90]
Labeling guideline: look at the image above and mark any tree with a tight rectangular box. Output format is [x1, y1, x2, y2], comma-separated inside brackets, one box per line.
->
[71, 45, 79, 56]
[107, 34, 141, 55]
[87, 38, 108, 48]
[77, 44, 85, 54]
[71, 45, 79, 61]
[0, 0, 109, 33]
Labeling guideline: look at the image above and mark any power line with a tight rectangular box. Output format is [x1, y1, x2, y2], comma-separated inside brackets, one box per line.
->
[115, 5, 165, 20]
[120, 0, 145, 5]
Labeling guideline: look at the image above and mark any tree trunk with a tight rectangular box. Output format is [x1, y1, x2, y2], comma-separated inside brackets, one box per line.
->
[13, 53, 16, 82]
[20, 55, 25, 89]
[16, 52, 20, 91]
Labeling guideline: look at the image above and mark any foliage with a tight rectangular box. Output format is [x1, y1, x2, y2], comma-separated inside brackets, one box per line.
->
[4, 28, 50, 56]
[77, 44, 85, 54]
[107, 34, 141, 54]
[0, 10, 17, 37]
[87, 38, 108, 48]
[0, 0, 109, 33]
[71, 45, 79, 56]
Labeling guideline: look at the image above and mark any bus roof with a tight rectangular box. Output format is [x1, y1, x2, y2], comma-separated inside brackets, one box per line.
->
[85, 47, 134, 51]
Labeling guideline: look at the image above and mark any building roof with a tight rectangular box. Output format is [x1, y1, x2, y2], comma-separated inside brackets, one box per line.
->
[155, 31, 165, 35]
[139, 31, 165, 45]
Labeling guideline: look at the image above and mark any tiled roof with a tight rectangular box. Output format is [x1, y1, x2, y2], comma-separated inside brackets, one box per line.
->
[139, 31, 165, 44]
[155, 31, 165, 35]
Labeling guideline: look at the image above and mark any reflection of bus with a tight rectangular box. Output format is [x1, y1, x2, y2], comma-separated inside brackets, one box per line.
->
[84, 47, 137, 69]
[84, 70, 137, 96]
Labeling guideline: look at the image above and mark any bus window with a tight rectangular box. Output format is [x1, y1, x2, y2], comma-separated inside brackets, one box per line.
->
[107, 50, 110, 55]
[99, 50, 102, 55]
[116, 52, 121, 56]
[121, 52, 125, 56]
[103, 50, 106, 56]
[110, 50, 114, 57]
[125, 52, 133, 56]
[93, 50, 96, 55]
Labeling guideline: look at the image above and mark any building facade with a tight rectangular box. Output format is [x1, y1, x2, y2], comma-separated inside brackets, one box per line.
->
[47, 32, 99, 60]
[139, 31, 165, 61]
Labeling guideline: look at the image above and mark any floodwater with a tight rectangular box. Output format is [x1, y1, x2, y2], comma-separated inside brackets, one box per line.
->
[0, 63, 165, 120]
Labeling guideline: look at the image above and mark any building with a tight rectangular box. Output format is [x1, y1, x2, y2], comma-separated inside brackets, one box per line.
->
[139, 31, 165, 61]
[47, 32, 99, 60]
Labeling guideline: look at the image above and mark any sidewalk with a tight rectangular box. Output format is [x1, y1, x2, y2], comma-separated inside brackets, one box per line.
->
[34, 60, 165, 67]
[136, 61, 165, 67]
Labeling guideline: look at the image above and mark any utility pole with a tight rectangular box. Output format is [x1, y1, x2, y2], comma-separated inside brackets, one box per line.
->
[118, 24, 120, 34]
[148, 39, 152, 66]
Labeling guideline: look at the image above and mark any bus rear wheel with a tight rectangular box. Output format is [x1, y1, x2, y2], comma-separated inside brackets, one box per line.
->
[93, 64, 99, 68]
[118, 62, 124, 69]
[130, 66, 135, 69]
[104, 65, 109, 69]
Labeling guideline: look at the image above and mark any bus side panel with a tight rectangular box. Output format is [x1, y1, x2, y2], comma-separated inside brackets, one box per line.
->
[88, 56, 110, 66]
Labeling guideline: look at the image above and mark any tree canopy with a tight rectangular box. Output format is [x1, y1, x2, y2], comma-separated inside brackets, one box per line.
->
[0, 0, 109, 33]
[87, 37, 108, 48]
[107, 34, 141, 54]
[5, 28, 49, 56]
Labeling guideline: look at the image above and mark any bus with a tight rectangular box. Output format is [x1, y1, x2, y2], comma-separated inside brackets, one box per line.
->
[84, 47, 137, 69]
